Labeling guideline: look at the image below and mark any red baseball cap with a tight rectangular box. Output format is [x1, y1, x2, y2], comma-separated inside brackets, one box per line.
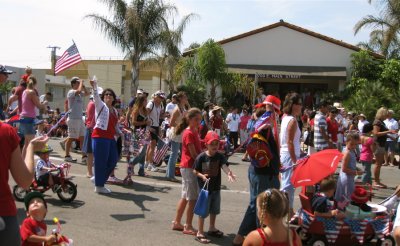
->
[204, 131, 220, 145]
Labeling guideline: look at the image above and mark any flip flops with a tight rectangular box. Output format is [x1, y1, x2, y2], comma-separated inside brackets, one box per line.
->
[183, 229, 197, 235]
[171, 221, 184, 231]
[207, 230, 224, 238]
[195, 235, 211, 244]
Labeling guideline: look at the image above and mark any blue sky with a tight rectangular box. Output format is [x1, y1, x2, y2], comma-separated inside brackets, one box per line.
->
[1, 0, 381, 68]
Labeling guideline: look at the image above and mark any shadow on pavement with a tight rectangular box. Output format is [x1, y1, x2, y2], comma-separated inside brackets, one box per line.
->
[105, 191, 159, 211]
[206, 232, 236, 246]
[44, 197, 85, 209]
[110, 213, 145, 221]
[123, 180, 173, 194]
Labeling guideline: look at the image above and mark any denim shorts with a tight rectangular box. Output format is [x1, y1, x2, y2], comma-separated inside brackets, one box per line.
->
[19, 117, 36, 135]
[82, 128, 93, 153]
[200, 190, 221, 218]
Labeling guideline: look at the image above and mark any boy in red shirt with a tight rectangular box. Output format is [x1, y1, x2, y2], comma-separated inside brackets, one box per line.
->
[20, 192, 56, 246]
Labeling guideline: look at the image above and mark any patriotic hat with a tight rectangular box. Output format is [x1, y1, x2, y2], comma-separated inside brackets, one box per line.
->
[255, 95, 281, 113]
[204, 131, 220, 145]
[351, 187, 369, 204]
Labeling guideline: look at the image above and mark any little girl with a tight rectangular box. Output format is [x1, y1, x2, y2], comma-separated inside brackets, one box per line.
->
[335, 132, 364, 203]
[243, 189, 301, 246]
[360, 123, 375, 184]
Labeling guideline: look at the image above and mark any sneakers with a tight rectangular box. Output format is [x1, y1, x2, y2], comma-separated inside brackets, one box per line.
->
[147, 164, 158, 172]
[59, 141, 65, 150]
[106, 176, 124, 185]
[64, 155, 77, 162]
[94, 186, 111, 194]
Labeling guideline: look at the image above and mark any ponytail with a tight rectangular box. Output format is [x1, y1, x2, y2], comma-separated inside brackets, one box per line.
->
[175, 108, 201, 135]
[27, 76, 37, 90]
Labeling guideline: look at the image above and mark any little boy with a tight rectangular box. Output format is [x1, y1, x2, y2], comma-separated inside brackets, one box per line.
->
[35, 145, 57, 187]
[20, 192, 56, 246]
[193, 131, 236, 244]
[311, 178, 345, 219]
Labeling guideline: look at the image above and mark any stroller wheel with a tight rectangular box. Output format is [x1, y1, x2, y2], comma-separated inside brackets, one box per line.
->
[307, 236, 328, 246]
[376, 235, 395, 246]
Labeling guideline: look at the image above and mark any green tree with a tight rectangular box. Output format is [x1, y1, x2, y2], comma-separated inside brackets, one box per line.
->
[197, 39, 226, 103]
[86, 0, 175, 96]
[354, 0, 400, 58]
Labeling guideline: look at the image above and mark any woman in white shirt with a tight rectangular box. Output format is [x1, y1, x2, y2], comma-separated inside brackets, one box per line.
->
[280, 92, 303, 216]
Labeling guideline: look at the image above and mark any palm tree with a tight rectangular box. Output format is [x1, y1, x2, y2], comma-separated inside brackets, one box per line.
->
[158, 13, 198, 94]
[85, 0, 175, 96]
[354, 0, 400, 58]
[357, 28, 400, 58]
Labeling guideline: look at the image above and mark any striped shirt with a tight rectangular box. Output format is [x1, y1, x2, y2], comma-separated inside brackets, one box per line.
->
[314, 111, 328, 150]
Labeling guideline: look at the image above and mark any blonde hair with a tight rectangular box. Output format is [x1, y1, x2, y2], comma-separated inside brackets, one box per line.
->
[27, 76, 37, 90]
[375, 107, 388, 120]
[257, 189, 289, 227]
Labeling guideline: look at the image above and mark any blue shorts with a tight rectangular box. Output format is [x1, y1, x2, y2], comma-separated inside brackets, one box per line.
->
[82, 128, 93, 153]
[201, 190, 221, 218]
[19, 117, 36, 135]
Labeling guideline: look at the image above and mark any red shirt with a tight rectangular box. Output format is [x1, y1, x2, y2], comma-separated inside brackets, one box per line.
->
[92, 110, 118, 139]
[180, 128, 202, 168]
[211, 115, 223, 129]
[20, 217, 47, 246]
[326, 118, 339, 142]
[0, 122, 20, 216]
[239, 115, 251, 130]
[15, 84, 26, 113]
[85, 101, 95, 128]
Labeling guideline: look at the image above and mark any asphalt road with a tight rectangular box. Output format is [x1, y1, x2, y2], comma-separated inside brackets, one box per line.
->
[9, 138, 400, 246]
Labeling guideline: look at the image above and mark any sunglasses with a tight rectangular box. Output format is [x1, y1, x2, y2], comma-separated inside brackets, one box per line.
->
[103, 93, 113, 97]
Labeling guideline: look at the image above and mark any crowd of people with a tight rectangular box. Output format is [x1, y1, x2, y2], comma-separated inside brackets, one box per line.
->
[0, 64, 400, 245]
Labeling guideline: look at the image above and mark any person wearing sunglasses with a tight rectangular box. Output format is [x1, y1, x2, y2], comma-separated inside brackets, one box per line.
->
[89, 79, 123, 194]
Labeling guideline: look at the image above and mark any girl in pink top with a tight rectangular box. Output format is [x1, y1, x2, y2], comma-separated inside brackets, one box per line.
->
[360, 123, 374, 184]
[20, 76, 47, 159]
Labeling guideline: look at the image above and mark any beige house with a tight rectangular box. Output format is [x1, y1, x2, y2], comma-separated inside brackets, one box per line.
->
[184, 20, 382, 98]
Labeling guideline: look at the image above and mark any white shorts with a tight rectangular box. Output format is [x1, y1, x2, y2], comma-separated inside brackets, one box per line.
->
[180, 168, 199, 201]
[67, 118, 85, 139]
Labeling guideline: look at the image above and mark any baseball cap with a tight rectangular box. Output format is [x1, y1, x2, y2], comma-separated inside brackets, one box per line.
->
[154, 90, 166, 99]
[71, 77, 80, 83]
[204, 131, 220, 145]
[0, 65, 14, 75]
[24, 191, 47, 211]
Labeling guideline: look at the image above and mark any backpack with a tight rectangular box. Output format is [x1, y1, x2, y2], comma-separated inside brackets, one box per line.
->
[246, 129, 274, 168]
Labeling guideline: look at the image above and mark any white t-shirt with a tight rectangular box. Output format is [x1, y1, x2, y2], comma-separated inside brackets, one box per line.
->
[146, 100, 163, 127]
[358, 119, 369, 133]
[165, 102, 177, 115]
[226, 113, 240, 132]
[384, 118, 399, 141]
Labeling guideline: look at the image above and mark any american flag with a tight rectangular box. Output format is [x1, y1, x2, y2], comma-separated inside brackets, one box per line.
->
[344, 218, 368, 244]
[369, 217, 390, 240]
[316, 217, 343, 243]
[300, 209, 315, 232]
[153, 140, 170, 164]
[55, 43, 82, 74]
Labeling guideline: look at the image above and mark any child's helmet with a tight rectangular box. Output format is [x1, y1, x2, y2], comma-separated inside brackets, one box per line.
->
[35, 144, 53, 155]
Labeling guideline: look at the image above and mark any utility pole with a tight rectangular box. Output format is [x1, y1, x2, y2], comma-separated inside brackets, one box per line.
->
[47, 46, 60, 76]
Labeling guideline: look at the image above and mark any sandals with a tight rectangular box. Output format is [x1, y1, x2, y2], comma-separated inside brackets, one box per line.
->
[171, 221, 184, 231]
[195, 235, 211, 244]
[207, 230, 224, 238]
